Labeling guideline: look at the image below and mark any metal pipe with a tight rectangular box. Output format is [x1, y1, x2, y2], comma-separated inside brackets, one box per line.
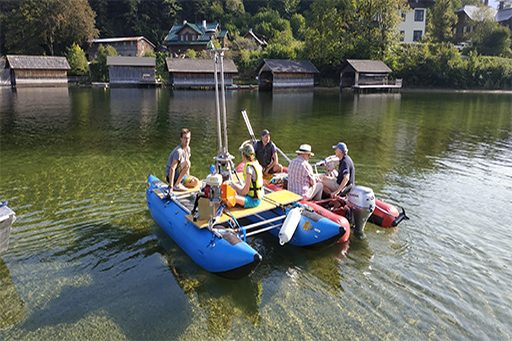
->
[219, 51, 228, 153]
[213, 52, 222, 153]
[245, 224, 281, 237]
[240, 215, 286, 231]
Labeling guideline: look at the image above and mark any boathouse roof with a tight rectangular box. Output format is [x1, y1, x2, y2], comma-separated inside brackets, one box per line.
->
[342, 60, 392, 74]
[257, 59, 319, 74]
[90, 36, 155, 48]
[107, 56, 156, 67]
[496, 7, 512, 22]
[166, 58, 238, 73]
[6, 55, 70, 70]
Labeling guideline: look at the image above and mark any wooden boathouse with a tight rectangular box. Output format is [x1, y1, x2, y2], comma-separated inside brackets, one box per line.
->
[106, 56, 157, 86]
[4, 55, 70, 87]
[166, 58, 238, 89]
[340, 59, 402, 92]
[256, 59, 319, 90]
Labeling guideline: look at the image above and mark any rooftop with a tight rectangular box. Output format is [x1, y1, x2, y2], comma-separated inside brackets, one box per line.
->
[166, 58, 238, 73]
[6, 55, 70, 70]
[258, 59, 319, 74]
[343, 59, 392, 73]
[106, 56, 156, 67]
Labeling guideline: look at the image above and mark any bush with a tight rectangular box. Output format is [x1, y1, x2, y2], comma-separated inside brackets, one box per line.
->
[89, 44, 117, 82]
[390, 43, 512, 89]
[66, 43, 89, 76]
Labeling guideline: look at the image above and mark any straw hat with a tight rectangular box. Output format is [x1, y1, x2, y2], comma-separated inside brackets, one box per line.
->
[295, 144, 314, 156]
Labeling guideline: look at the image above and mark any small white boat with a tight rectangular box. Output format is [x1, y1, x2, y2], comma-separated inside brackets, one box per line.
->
[0, 201, 16, 254]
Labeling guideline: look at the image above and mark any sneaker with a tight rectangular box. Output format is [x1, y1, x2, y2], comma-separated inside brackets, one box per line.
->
[173, 183, 188, 191]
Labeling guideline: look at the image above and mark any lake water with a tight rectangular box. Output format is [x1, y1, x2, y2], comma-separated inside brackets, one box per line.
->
[1, 87, 511, 340]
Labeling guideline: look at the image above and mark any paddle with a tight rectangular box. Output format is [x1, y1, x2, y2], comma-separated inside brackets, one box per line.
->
[241, 110, 292, 163]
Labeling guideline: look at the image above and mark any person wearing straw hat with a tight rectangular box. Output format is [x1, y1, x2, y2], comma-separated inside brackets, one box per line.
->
[322, 142, 355, 197]
[231, 143, 264, 208]
[287, 144, 323, 201]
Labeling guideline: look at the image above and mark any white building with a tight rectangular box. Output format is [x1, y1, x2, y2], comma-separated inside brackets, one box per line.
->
[398, 0, 434, 42]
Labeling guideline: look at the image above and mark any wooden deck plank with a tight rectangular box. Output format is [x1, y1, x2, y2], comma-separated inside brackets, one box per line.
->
[186, 190, 301, 228]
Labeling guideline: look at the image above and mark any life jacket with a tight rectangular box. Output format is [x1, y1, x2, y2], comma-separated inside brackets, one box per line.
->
[243, 161, 263, 199]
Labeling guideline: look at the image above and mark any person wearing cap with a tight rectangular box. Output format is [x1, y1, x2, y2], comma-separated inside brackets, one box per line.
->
[254, 129, 284, 176]
[322, 142, 355, 197]
[231, 143, 264, 208]
[287, 144, 323, 201]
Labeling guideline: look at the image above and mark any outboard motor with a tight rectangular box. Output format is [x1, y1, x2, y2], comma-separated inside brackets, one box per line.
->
[346, 186, 375, 239]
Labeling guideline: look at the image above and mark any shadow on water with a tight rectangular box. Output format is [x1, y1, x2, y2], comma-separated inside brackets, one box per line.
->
[17, 222, 192, 340]
[0, 258, 26, 330]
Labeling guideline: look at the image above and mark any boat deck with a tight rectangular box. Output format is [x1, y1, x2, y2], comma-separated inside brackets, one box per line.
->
[187, 190, 302, 228]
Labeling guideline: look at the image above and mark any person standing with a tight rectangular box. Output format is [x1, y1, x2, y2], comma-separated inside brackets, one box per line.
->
[254, 129, 284, 176]
[322, 142, 355, 197]
[165, 128, 199, 192]
[287, 144, 323, 201]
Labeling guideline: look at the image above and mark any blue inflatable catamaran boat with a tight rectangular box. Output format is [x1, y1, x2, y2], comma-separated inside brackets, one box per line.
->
[146, 49, 345, 279]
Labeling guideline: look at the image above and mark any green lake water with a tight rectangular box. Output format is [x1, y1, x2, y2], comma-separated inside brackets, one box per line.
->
[0, 87, 511, 340]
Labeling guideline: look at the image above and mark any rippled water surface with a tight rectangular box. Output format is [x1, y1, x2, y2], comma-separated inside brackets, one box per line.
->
[1, 87, 511, 340]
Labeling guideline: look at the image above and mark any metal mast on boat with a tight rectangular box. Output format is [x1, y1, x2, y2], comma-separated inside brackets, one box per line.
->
[210, 47, 235, 180]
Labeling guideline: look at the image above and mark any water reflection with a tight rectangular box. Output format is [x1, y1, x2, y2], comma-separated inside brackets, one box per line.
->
[0, 259, 26, 330]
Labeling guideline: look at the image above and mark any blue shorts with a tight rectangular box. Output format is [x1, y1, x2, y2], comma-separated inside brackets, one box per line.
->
[244, 196, 261, 208]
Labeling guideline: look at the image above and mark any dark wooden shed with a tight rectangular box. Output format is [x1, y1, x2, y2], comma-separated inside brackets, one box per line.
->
[5, 55, 70, 87]
[106, 56, 157, 86]
[256, 59, 319, 90]
[166, 58, 238, 89]
[340, 59, 401, 91]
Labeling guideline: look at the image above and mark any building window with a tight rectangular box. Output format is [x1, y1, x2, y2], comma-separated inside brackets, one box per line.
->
[413, 30, 423, 41]
[414, 9, 424, 22]
[400, 31, 405, 42]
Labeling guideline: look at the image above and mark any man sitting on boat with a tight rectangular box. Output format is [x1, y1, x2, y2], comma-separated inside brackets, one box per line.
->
[288, 144, 323, 201]
[230, 143, 264, 208]
[165, 128, 199, 192]
[321, 142, 355, 197]
[254, 129, 284, 176]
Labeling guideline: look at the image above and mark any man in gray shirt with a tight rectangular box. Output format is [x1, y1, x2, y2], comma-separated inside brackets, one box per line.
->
[165, 128, 199, 192]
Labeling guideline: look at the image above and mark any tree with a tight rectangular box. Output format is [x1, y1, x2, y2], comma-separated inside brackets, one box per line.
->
[3, 0, 98, 55]
[472, 22, 512, 56]
[428, 0, 457, 42]
[89, 45, 117, 82]
[303, 0, 354, 70]
[290, 13, 306, 40]
[66, 43, 89, 76]
[348, 0, 409, 60]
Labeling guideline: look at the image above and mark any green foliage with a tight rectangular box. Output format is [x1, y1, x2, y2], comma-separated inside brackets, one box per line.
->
[3, 0, 98, 55]
[253, 9, 293, 43]
[234, 49, 263, 80]
[303, 0, 353, 72]
[391, 43, 512, 89]
[184, 49, 197, 59]
[428, 0, 456, 42]
[66, 43, 89, 76]
[290, 13, 306, 40]
[472, 21, 512, 57]
[89, 45, 118, 82]
[155, 52, 170, 85]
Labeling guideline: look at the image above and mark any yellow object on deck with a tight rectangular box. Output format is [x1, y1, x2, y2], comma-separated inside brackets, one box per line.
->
[186, 189, 302, 228]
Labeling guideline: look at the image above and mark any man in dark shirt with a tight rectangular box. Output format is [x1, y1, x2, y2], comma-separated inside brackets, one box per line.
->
[321, 142, 355, 197]
[254, 129, 284, 176]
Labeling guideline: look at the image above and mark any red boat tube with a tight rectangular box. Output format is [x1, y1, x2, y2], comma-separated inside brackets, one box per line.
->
[368, 199, 408, 228]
